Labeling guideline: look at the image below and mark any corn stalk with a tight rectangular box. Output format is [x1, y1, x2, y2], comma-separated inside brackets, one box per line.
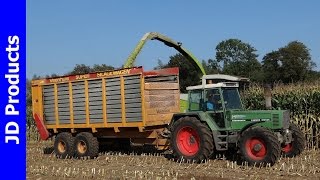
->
[242, 82, 320, 149]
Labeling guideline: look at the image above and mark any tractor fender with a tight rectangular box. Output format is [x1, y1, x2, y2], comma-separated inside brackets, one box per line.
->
[169, 113, 220, 151]
[168, 113, 203, 130]
[239, 121, 264, 135]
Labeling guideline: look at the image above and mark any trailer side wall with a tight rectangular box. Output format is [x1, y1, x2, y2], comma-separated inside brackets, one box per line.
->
[31, 67, 179, 134]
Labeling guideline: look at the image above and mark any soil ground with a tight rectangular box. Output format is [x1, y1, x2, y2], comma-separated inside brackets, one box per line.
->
[27, 141, 320, 180]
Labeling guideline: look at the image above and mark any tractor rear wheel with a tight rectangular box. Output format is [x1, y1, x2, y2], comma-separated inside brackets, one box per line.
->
[170, 117, 214, 163]
[54, 132, 74, 158]
[282, 123, 305, 157]
[239, 126, 281, 166]
[74, 132, 99, 159]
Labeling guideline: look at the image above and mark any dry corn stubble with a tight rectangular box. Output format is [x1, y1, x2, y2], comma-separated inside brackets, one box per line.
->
[27, 141, 320, 180]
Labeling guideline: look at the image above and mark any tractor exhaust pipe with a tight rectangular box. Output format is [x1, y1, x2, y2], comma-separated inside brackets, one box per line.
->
[264, 84, 272, 110]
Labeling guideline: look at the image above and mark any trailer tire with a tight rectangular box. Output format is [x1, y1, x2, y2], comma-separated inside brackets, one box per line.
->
[239, 126, 281, 166]
[54, 132, 74, 159]
[74, 132, 99, 159]
[170, 116, 214, 163]
[282, 123, 305, 157]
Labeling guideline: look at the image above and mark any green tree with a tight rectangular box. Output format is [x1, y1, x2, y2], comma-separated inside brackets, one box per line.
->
[154, 59, 165, 70]
[27, 77, 38, 128]
[280, 41, 314, 83]
[26, 79, 33, 127]
[45, 73, 59, 78]
[69, 64, 92, 75]
[262, 51, 282, 83]
[32, 74, 42, 80]
[164, 53, 201, 92]
[305, 70, 320, 82]
[68, 64, 115, 75]
[202, 59, 221, 74]
[262, 41, 315, 83]
[92, 64, 114, 72]
[215, 39, 262, 81]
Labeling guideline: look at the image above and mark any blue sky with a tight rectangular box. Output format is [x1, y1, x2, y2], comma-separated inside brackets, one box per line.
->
[27, 0, 320, 78]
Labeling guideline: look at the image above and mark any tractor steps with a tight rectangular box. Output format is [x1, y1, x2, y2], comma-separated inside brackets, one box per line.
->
[214, 132, 228, 151]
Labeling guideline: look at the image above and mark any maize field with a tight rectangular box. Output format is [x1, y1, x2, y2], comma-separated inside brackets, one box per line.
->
[242, 82, 320, 149]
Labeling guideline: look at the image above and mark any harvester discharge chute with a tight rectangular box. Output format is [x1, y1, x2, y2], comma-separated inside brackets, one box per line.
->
[123, 32, 206, 76]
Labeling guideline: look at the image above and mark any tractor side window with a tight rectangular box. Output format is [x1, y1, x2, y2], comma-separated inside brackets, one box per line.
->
[205, 89, 222, 111]
[189, 90, 203, 111]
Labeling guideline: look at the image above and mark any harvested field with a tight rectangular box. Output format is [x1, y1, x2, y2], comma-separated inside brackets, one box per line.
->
[27, 141, 320, 180]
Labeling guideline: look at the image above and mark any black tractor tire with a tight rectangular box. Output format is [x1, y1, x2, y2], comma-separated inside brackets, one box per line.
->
[54, 132, 75, 158]
[170, 116, 214, 163]
[282, 123, 305, 157]
[239, 126, 281, 166]
[74, 132, 99, 159]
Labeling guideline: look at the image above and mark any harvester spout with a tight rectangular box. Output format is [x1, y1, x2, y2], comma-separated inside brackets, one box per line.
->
[123, 32, 206, 76]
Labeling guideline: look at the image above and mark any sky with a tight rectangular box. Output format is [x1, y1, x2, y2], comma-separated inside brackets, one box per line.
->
[27, 0, 320, 78]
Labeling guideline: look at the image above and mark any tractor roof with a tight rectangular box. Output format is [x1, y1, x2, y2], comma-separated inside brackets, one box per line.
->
[201, 74, 249, 85]
[186, 74, 248, 90]
[186, 82, 239, 90]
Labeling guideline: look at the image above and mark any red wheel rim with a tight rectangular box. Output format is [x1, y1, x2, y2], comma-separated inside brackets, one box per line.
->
[282, 143, 292, 153]
[245, 138, 267, 160]
[176, 126, 200, 156]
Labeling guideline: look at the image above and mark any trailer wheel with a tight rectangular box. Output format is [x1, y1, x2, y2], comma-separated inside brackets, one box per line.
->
[239, 126, 281, 166]
[282, 123, 305, 157]
[54, 132, 74, 158]
[170, 117, 214, 163]
[74, 132, 99, 159]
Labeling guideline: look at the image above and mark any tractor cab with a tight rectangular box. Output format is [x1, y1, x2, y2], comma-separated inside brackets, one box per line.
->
[187, 74, 249, 111]
[186, 74, 248, 128]
[187, 82, 243, 112]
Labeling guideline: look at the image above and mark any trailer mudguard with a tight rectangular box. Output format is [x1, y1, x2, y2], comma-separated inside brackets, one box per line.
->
[34, 113, 50, 140]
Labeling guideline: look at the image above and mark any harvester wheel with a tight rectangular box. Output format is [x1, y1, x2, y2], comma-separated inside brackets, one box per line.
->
[282, 123, 305, 157]
[54, 132, 74, 159]
[170, 116, 214, 163]
[74, 132, 99, 159]
[239, 126, 281, 166]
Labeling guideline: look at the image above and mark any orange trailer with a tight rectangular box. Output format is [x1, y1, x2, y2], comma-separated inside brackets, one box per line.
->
[31, 67, 180, 158]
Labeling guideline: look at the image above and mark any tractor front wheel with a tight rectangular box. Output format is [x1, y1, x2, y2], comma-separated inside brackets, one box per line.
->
[282, 123, 305, 157]
[239, 126, 281, 166]
[170, 117, 214, 163]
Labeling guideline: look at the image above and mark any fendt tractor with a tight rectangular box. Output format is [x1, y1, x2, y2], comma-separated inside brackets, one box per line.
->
[32, 32, 305, 166]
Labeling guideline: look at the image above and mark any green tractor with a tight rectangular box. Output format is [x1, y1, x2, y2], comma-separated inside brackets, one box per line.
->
[168, 75, 305, 165]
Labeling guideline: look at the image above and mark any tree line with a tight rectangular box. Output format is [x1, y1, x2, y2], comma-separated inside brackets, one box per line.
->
[156, 39, 318, 92]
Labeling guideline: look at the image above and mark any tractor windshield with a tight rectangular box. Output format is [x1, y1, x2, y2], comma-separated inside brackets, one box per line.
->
[222, 88, 243, 110]
[205, 89, 223, 111]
